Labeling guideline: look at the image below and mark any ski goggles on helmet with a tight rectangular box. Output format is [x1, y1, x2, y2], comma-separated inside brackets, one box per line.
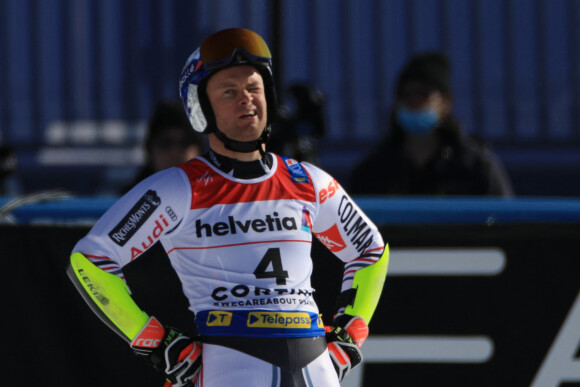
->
[200, 28, 272, 72]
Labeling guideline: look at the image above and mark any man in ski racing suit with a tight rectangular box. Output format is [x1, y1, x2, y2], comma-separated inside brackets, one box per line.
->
[68, 28, 389, 387]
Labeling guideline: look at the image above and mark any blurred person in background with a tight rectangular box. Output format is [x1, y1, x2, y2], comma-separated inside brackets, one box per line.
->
[0, 145, 18, 196]
[350, 52, 514, 196]
[122, 100, 205, 193]
[268, 82, 326, 164]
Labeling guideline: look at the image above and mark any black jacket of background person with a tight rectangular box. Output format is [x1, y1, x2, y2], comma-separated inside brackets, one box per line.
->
[349, 115, 514, 197]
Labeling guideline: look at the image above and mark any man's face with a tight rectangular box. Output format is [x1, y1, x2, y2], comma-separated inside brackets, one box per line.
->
[206, 65, 268, 142]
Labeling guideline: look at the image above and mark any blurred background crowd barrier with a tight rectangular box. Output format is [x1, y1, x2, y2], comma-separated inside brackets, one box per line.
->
[2, 197, 580, 386]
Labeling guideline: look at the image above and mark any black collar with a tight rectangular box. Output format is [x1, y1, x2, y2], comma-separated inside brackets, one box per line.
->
[204, 149, 273, 179]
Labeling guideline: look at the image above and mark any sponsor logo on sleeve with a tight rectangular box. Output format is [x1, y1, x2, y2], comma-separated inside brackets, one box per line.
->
[338, 195, 374, 254]
[129, 213, 170, 260]
[319, 178, 340, 204]
[108, 190, 161, 246]
[314, 224, 346, 252]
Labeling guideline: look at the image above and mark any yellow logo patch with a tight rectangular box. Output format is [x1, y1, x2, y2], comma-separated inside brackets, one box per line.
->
[207, 311, 232, 326]
[247, 312, 312, 329]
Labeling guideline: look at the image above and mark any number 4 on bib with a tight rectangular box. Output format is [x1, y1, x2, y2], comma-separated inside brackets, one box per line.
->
[253, 248, 289, 285]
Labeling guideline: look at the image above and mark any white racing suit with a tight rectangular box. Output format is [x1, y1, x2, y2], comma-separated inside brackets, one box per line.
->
[72, 153, 386, 386]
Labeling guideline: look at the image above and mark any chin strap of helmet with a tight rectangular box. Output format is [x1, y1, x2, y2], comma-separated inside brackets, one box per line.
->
[213, 125, 271, 158]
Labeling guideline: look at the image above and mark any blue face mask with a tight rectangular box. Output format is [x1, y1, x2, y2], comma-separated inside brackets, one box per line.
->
[396, 107, 440, 134]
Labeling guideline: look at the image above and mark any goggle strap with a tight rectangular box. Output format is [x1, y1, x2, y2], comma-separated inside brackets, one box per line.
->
[203, 47, 271, 72]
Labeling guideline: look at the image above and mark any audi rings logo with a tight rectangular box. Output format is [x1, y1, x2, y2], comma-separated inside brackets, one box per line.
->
[165, 206, 177, 221]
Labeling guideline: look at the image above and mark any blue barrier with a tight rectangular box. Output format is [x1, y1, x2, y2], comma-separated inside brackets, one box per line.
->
[355, 196, 580, 224]
[2, 195, 580, 225]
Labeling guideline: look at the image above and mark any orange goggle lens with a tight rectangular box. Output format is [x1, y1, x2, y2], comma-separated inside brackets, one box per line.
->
[200, 28, 272, 69]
